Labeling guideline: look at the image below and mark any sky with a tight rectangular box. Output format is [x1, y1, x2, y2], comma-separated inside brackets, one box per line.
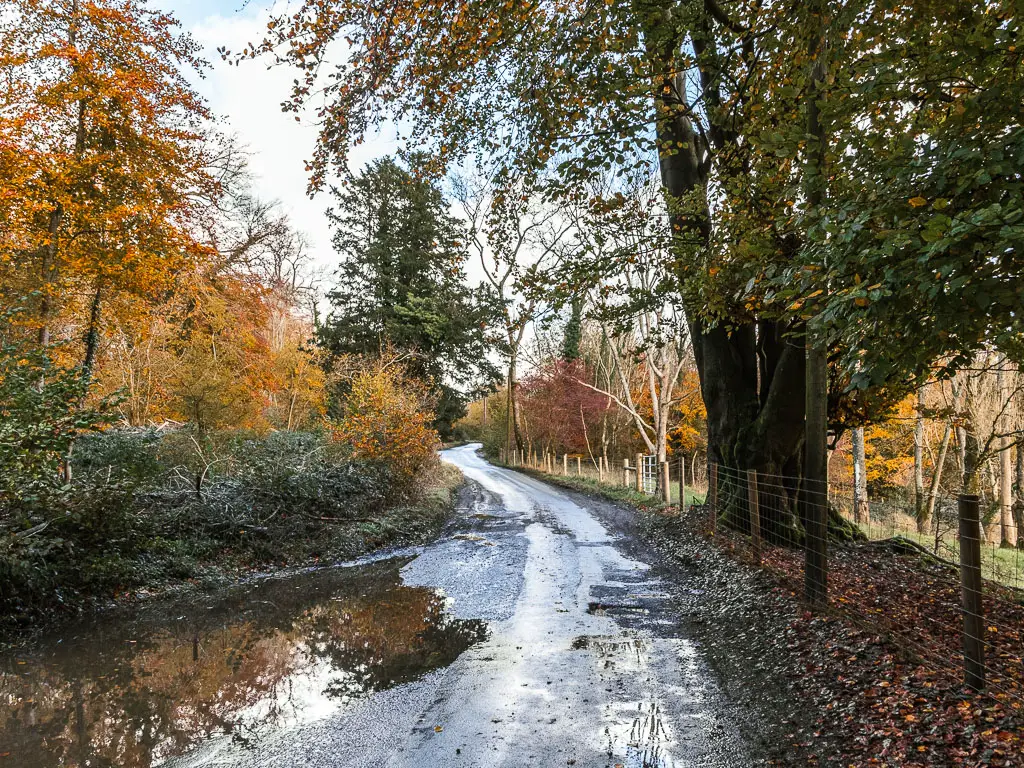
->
[170, 0, 397, 279]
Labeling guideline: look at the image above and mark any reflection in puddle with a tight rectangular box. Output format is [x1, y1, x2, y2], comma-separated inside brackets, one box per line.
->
[576, 633, 676, 768]
[0, 560, 487, 767]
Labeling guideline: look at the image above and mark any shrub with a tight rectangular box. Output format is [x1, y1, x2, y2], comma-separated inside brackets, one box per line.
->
[330, 360, 440, 478]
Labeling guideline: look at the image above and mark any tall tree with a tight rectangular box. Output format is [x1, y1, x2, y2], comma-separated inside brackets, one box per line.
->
[457, 173, 571, 455]
[251, 0, 1016, 542]
[0, 0, 211, 357]
[318, 157, 495, 436]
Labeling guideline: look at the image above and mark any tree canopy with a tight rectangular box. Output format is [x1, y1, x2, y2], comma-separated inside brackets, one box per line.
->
[318, 157, 497, 436]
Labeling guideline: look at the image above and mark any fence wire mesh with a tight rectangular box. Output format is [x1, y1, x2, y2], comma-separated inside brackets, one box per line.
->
[707, 462, 1024, 711]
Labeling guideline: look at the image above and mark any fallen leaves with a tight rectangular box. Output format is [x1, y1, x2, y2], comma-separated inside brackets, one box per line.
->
[668, 505, 1024, 766]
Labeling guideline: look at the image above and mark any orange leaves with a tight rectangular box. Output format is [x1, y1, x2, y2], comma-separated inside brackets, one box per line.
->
[330, 357, 439, 478]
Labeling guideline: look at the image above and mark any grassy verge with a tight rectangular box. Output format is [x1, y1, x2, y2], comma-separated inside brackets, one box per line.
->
[507, 462, 706, 510]
[0, 430, 463, 632]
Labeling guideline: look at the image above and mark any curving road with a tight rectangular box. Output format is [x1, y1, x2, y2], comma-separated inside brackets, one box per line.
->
[175, 444, 760, 768]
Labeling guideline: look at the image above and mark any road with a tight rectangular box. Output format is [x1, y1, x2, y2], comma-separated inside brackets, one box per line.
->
[176, 444, 760, 768]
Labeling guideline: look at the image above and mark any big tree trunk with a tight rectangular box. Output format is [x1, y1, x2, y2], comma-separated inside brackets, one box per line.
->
[645, 4, 860, 547]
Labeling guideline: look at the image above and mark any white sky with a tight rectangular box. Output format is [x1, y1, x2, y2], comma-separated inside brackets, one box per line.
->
[182, 2, 398, 278]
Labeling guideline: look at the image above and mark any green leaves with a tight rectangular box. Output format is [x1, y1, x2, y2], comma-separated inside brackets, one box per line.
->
[319, 157, 498, 436]
[0, 306, 113, 516]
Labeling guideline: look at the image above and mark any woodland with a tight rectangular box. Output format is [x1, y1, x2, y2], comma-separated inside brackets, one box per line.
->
[1, 0, 1023, 759]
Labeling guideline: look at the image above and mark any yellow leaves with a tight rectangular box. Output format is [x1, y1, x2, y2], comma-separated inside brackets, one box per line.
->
[908, 196, 928, 208]
[331, 356, 439, 477]
[708, 267, 720, 276]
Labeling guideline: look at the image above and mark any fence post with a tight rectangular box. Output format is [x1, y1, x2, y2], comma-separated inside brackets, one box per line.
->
[635, 453, 643, 493]
[661, 461, 671, 503]
[803, 474, 828, 608]
[709, 463, 718, 533]
[958, 494, 986, 691]
[747, 469, 761, 563]
[678, 455, 686, 509]
[599, 456, 605, 482]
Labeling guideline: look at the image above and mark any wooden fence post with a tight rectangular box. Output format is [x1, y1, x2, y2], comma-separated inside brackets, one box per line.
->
[576, 456, 582, 476]
[803, 473, 828, 608]
[622, 459, 629, 486]
[709, 463, 718, 533]
[748, 469, 761, 563]
[959, 494, 986, 691]
[661, 461, 671, 503]
[635, 453, 644, 493]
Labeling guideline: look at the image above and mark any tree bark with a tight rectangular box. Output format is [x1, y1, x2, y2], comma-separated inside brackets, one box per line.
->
[852, 426, 869, 524]
[506, 355, 524, 454]
[998, 362, 1017, 547]
[914, 387, 927, 532]
[639, 2, 860, 546]
[82, 281, 103, 381]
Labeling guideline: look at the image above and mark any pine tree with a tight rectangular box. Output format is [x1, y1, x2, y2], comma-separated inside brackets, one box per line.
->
[561, 298, 583, 362]
[318, 157, 495, 436]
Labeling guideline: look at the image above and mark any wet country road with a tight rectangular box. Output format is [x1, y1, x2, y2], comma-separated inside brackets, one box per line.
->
[178, 444, 759, 768]
[1, 444, 763, 768]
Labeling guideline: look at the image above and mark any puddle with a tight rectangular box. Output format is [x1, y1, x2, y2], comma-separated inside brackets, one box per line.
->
[0, 560, 487, 767]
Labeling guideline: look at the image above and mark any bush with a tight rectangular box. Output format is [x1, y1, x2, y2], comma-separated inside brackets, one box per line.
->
[0, 424, 456, 629]
[330, 359, 440, 478]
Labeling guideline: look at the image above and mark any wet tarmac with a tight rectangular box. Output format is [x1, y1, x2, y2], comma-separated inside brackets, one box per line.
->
[0, 444, 762, 767]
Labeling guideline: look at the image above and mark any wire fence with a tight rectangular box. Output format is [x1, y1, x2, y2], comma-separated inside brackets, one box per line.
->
[706, 462, 1024, 710]
[498, 447, 707, 508]
[498, 448, 1024, 709]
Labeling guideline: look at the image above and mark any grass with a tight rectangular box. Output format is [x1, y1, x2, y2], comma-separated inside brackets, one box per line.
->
[506, 459, 706, 511]
[859, 514, 1024, 590]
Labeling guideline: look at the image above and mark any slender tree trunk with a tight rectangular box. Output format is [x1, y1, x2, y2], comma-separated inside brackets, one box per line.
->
[1014, 439, 1024, 543]
[998, 362, 1017, 547]
[286, 389, 298, 430]
[82, 281, 103, 380]
[1016, 438, 1023, 506]
[506, 352, 524, 454]
[926, 423, 953, 522]
[914, 387, 927, 532]
[852, 426, 869, 524]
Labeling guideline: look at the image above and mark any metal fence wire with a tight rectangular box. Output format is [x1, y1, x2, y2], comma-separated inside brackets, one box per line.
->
[641, 455, 659, 495]
[498, 446, 1024, 709]
[705, 461, 1024, 710]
